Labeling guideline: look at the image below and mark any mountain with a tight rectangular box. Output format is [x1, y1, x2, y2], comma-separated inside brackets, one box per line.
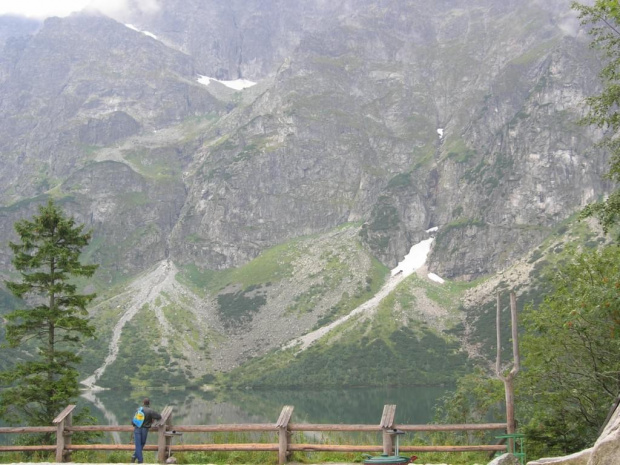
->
[0, 0, 611, 389]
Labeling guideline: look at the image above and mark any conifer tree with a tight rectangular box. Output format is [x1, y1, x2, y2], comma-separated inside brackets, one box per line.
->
[0, 199, 98, 427]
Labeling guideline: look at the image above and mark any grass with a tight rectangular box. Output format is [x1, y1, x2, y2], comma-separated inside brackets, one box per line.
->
[509, 38, 559, 66]
[312, 254, 389, 326]
[0, 430, 494, 464]
[178, 224, 379, 298]
[408, 273, 479, 311]
[443, 137, 477, 164]
[224, 298, 469, 389]
[161, 298, 202, 351]
[91, 303, 191, 390]
[123, 146, 185, 180]
[177, 239, 302, 295]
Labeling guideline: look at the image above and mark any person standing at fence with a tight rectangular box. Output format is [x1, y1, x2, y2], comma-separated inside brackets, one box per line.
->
[132, 397, 162, 463]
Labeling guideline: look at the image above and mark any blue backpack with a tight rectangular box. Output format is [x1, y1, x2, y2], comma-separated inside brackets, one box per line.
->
[132, 407, 145, 427]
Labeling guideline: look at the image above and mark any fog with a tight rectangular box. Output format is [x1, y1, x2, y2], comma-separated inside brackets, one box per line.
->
[0, 0, 160, 20]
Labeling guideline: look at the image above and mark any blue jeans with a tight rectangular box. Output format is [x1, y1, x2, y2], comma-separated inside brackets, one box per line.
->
[133, 427, 149, 463]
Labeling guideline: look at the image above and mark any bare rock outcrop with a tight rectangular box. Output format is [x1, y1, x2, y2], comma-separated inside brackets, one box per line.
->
[489, 453, 522, 465]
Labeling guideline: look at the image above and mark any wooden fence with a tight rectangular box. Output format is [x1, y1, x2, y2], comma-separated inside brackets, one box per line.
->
[0, 404, 508, 464]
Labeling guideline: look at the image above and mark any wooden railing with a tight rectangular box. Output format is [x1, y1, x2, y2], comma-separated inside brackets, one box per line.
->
[0, 404, 508, 464]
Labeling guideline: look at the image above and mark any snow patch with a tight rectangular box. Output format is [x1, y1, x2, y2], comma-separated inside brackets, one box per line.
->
[391, 238, 434, 278]
[437, 128, 444, 139]
[125, 23, 158, 40]
[426, 226, 438, 233]
[428, 273, 445, 284]
[197, 75, 257, 90]
[286, 233, 440, 353]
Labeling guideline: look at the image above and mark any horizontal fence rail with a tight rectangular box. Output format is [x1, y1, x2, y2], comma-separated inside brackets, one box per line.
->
[0, 404, 509, 464]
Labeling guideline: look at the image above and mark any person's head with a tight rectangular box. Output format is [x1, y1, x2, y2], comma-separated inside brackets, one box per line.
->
[143, 398, 150, 406]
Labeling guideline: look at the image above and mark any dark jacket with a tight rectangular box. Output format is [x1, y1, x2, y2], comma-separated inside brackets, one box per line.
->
[137, 406, 162, 428]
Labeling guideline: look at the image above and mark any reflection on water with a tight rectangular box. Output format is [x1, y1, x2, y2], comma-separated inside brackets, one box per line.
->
[81, 386, 450, 435]
[0, 386, 452, 446]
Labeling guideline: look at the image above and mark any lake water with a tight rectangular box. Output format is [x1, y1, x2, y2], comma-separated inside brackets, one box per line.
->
[80, 386, 451, 439]
[0, 386, 453, 445]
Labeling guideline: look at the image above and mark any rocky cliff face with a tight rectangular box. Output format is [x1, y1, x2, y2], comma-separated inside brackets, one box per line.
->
[0, 15, 40, 49]
[0, 13, 223, 204]
[0, 0, 613, 378]
[0, 0, 607, 279]
[153, 0, 609, 278]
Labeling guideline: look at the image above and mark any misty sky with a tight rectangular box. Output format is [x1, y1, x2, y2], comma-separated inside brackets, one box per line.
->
[0, 0, 159, 19]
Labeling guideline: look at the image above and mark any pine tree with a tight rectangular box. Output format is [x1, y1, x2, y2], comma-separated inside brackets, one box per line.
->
[0, 199, 98, 427]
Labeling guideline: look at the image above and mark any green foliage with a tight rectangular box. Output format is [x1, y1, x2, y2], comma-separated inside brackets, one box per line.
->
[434, 244, 620, 458]
[408, 273, 478, 311]
[96, 305, 189, 390]
[447, 148, 477, 163]
[287, 282, 330, 315]
[161, 299, 204, 352]
[387, 172, 412, 189]
[517, 245, 620, 456]
[178, 239, 300, 295]
[435, 218, 486, 250]
[227, 326, 467, 388]
[434, 367, 505, 422]
[223, 295, 469, 389]
[0, 451, 55, 464]
[311, 255, 388, 326]
[573, 1, 620, 232]
[368, 203, 400, 232]
[452, 205, 464, 218]
[581, 188, 620, 234]
[124, 146, 185, 180]
[217, 286, 267, 328]
[433, 368, 505, 447]
[0, 199, 98, 427]
[359, 200, 402, 254]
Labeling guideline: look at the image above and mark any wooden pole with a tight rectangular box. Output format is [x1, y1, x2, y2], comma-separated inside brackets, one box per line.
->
[53, 405, 76, 463]
[510, 292, 521, 379]
[380, 404, 396, 455]
[276, 405, 294, 465]
[496, 292, 502, 376]
[157, 406, 174, 463]
[507, 292, 520, 436]
[495, 292, 520, 453]
[0, 407, 511, 460]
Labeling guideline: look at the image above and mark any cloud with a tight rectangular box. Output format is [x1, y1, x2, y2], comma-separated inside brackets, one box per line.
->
[558, 14, 581, 37]
[133, 0, 161, 15]
[0, 0, 160, 20]
[86, 0, 161, 17]
[0, 1, 89, 19]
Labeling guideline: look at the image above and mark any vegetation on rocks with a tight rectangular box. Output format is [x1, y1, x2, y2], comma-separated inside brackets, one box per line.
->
[435, 3, 620, 461]
[1, 2, 620, 463]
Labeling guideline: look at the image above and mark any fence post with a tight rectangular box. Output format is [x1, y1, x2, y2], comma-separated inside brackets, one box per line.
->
[276, 405, 294, 465]
[380, 404, 396, 455]
[53, 405, 76, 463]
[157, 406, 174, 463]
